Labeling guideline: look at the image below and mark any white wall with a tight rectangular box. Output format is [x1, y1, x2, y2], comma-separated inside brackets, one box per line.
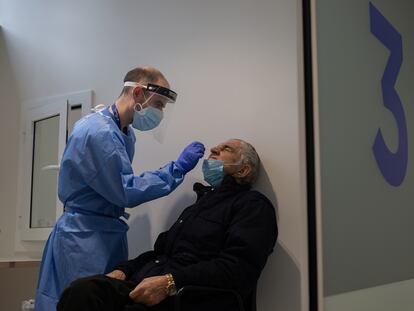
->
[0, 1, 308, 310]
[325, 279, 414, 311]
[0, 26, 20, 259]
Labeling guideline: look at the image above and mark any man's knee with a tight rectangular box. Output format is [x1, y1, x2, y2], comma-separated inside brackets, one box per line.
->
[69, 275, 106, 294]
[123, 303, 150, 311]
[57, 275, 108, 310]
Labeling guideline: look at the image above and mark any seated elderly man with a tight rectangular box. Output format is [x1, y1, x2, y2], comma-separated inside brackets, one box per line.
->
[57, 139, 277, 311]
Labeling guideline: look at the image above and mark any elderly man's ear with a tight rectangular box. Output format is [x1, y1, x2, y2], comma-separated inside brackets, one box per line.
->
[233, 164, 252, 179]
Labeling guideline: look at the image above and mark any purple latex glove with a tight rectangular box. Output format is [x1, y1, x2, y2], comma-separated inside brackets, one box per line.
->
[175, 141, 205, 174]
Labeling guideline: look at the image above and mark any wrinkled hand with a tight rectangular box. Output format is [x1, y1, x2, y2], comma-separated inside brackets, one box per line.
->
[106, 270, 126, 281]
[129, 275, 168, 306]
[176, 141, 205, 174]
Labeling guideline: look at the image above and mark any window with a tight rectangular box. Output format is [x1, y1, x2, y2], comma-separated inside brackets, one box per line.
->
[19, 90, 92, 241]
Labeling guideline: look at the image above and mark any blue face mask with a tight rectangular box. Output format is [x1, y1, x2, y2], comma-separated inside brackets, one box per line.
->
[202, 159, 224, 187]
[132, 106, 163, 131]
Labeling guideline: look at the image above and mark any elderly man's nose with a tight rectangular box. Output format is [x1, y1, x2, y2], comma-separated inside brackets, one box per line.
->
[210, 146, 219, 154]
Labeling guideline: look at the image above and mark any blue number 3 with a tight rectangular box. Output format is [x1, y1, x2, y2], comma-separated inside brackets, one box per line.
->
[370, 2, 407, 187]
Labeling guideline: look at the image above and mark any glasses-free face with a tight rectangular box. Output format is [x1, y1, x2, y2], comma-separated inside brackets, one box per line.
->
[208, 140, 243, 166]
[125, 81, 177, 112]
[141, 91, 168, 111]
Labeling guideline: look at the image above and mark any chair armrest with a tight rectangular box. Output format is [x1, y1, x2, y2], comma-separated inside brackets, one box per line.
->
[174, 285, 245, 311]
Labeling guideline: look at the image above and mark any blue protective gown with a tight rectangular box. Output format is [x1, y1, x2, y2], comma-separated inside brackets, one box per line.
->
[35, 108, 185, 310]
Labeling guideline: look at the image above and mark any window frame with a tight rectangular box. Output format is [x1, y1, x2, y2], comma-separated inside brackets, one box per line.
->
[18, 90, 92, 241]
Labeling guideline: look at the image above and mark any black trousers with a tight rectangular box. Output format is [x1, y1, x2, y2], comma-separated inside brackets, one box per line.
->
[57, 275, 174, 311]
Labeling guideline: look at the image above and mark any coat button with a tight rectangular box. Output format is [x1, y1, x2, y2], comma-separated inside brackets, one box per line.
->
[179, 219, 183, 224]
[155, 260, 160, 264]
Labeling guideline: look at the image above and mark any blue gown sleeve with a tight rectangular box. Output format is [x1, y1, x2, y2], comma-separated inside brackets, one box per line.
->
[84, 128, 185, 208]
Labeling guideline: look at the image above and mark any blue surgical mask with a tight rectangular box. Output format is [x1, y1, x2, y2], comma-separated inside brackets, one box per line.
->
[202, 159, 224, 187]
[132, 106, 163, 131]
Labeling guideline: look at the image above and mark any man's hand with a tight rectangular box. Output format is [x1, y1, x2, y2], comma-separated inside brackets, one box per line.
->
[176, 141, 205, 174]
[106, 270, 126, 281]
[129, 275, 169, 306]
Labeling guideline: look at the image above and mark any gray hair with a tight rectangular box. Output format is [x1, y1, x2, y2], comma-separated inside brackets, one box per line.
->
[234, 139, 261, 184]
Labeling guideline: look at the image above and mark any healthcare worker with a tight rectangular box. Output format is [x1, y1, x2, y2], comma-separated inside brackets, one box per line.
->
[35, 66, 205, 311]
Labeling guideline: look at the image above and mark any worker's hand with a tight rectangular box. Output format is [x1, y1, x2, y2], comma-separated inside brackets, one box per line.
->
[129, 275, 168, 306]
[106, 270, 126, 281]
[176, 141, 205, 174]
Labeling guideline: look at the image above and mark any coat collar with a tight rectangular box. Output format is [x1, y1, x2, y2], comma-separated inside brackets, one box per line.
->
[193, 175, 251, 200]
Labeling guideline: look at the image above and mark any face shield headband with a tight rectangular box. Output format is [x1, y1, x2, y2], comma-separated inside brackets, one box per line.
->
[124, 81, 177, 103]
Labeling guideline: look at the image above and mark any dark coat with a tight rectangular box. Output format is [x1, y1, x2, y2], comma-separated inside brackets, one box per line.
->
[115, 175, 278, 311]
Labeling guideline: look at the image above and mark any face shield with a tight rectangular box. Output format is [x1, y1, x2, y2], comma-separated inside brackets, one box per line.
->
[124, 81, 177, 143]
